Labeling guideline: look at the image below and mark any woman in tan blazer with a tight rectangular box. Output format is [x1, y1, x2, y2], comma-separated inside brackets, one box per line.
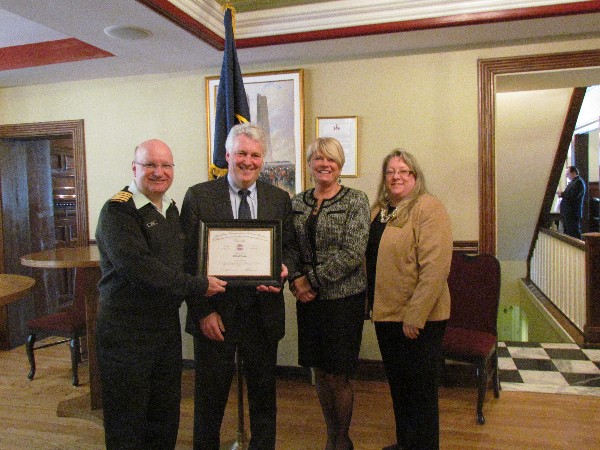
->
[365, 149, 452, 450]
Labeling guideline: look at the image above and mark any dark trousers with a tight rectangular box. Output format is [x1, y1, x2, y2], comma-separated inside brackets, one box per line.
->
[97, 322, 182, 450]
[193, 305, 278, 450]
[562, 213, 582, 239]
[375, 320, 447, 450]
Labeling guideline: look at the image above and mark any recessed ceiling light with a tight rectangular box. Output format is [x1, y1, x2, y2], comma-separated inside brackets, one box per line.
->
[103, 26, 152, 40]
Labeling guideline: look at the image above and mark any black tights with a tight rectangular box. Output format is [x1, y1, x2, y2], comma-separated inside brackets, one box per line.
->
[314, 368, 354, 450]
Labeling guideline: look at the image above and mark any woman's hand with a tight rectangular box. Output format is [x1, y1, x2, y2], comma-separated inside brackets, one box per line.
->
[257, 264, 288, 294]
[291, 275, 317, 303]
[403, 323, 420, 339]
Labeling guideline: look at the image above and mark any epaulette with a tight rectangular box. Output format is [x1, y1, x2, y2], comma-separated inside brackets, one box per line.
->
[109, 191, 133, 203]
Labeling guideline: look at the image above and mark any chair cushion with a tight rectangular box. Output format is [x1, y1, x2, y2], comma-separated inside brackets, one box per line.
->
[27, 310, 86, 333]
[443, 326, 496, 358]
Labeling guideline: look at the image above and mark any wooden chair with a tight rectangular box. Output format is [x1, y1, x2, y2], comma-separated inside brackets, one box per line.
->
[442, 252, 501, 424]
[25, 268, 87, 386]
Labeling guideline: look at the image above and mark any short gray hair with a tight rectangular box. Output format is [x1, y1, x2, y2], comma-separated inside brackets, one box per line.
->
[225, 123, 267, 153]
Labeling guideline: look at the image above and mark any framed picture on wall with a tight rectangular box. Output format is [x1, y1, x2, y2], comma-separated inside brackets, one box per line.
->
[205, 69, 305, 196]
[316, 116, 358, 177]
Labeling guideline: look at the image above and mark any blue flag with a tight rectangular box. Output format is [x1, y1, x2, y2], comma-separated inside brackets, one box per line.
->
[210, 5, 250, 179]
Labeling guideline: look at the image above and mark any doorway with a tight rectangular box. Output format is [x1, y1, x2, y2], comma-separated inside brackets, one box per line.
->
[0, 120, 88, 349]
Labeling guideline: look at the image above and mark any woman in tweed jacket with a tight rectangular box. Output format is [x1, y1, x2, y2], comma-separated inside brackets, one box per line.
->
[287, 137, 370, 450]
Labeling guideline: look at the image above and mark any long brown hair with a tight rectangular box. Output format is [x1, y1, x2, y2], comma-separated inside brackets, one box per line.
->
[373, 149, 428, 227]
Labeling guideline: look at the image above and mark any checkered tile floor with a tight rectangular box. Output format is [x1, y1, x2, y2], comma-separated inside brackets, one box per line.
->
[498, 342, 600, 396]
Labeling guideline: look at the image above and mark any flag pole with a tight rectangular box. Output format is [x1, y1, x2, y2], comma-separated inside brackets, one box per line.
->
[220, 349, 248, 450]
[217, 5, 250, 446]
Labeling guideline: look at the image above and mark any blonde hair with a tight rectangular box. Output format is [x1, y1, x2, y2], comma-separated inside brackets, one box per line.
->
[373, 149, 428, 227]
[306, 137, 345, 169]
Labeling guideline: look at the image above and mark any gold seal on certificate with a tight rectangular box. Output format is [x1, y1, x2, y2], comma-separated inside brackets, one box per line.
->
[198, 220, 282, 286]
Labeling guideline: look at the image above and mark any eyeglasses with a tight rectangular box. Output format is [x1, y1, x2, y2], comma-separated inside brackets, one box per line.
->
[385, 169, 413, 177]
[134, 161, 174, 171]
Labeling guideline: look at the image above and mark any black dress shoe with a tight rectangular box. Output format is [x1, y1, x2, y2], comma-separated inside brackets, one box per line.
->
[382, 444, 402, 450]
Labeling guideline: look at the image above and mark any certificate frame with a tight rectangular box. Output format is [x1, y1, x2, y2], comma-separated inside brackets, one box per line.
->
[316, 116, 358, 177]
[205, 69, 305, 196]
[198, 220, 282, 287]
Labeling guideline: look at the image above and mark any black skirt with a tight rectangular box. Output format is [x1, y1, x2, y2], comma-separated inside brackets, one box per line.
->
[296, 290, 366, 375]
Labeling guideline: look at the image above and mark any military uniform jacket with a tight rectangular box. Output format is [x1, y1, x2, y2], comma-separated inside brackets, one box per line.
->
[95, 187, 208, 330]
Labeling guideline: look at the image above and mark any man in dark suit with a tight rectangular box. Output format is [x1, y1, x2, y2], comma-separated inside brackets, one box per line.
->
[180, 123, 293, 450]
[558, 165, 586, 239]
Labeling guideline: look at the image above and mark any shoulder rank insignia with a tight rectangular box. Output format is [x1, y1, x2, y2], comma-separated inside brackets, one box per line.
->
[110, 191, 133, 203]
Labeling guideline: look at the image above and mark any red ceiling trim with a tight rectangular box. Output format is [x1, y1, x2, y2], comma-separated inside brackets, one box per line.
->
[139, 0, 600, 50]
[0, 38, 113, 71]
[135, 0, 223, 49]
[237, 1, 600, 48]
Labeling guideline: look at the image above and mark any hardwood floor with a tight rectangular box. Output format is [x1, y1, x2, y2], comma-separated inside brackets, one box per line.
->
[1, 339, 599, 449]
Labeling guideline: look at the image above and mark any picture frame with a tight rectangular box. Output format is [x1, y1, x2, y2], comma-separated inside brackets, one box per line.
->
[197, 220, 282, 287]
[316, 116, 358, 177]
[205, 69, 305, 196]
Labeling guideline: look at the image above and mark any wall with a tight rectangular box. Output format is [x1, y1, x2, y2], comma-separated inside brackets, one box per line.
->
[2, 37, 600, 363]
[496, 88, 574, 261]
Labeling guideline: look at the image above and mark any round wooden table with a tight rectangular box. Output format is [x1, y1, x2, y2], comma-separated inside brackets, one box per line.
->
[0, 274, 35, 307]
[21, 245, 100, 269]
[21, 245, 102, 410]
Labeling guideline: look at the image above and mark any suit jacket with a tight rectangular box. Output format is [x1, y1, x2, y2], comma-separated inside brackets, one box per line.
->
[180, 176, 293, 343]
[560, 176, 586, 219]
[369, 193, 453, 329]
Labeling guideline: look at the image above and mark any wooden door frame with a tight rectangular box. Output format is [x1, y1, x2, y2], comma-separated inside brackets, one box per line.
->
[478, 49, 600, 255]
[0, 119, 89, 272]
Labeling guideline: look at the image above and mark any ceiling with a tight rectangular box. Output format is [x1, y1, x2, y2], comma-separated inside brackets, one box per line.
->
[1, 0, 600, 88]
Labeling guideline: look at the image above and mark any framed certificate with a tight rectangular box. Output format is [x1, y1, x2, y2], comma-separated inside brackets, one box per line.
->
[316, 116, 358, 177]
[198, 220, 282, 287]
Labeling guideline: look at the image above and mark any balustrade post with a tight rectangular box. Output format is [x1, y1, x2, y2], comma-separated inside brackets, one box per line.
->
[583, 233, 600, 344]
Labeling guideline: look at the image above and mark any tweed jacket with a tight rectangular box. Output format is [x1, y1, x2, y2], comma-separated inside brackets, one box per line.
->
[370, 193, 452, 329]
[288, 186, 370, 300]
[179, 176, 293, 344]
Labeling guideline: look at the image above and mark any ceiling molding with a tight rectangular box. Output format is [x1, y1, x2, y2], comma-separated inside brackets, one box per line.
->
[233, 0, 600, 38]
[168, 0, 223, 32]
[139, 0, 600, 50]
[237, 1, 600, 48]
[134, 0, 223, 48]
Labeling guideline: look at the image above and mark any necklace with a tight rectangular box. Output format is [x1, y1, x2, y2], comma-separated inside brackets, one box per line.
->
[380, 204, 399, 223]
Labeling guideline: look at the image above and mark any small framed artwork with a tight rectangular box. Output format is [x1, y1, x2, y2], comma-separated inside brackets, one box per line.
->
[315, 116, 358, 177]
[206, 69, 305, 196]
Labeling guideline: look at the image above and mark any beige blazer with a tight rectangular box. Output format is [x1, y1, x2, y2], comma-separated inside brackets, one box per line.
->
[371, 193, 452, 329]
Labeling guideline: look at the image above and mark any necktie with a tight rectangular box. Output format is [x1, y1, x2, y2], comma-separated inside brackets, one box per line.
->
[238, 189, 252, 220]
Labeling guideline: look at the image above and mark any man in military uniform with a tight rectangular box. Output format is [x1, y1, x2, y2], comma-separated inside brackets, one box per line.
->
[95, 138, 227, 449]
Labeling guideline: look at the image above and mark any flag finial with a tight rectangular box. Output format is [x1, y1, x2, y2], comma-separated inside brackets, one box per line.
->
[221, 3, 237, 37]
